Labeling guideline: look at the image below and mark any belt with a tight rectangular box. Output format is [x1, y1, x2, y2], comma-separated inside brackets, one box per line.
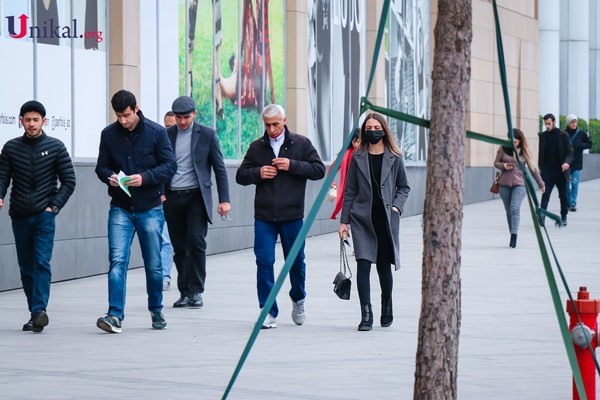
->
[169, 187, 200, 195]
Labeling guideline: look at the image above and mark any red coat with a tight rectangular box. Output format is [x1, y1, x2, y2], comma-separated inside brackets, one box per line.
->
[329, 147, 355, 219]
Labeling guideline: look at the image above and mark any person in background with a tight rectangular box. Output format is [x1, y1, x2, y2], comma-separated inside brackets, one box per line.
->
[564, 114, 593, 212]
[339, 113, 410, 331]
[164, 111, 176, 129]
[0, 100, 76, 333]
[160, 111, 177, 291]
[494, 129, 545, 248]
[329, 128, 361, 220]
[236, 104, 325, 329]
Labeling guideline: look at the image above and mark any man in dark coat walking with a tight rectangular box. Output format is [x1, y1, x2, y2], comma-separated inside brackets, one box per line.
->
[539, 113, 573, 226]
[236, 104, 325, 329]
[164, 96, 231, 309]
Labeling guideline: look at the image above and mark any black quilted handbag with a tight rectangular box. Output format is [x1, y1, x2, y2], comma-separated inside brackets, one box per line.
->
[333, 238, 352, 300]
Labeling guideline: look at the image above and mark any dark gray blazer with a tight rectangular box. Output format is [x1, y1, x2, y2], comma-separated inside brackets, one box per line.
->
[340, 146, 410, 270]
[167, 122, 230, 224]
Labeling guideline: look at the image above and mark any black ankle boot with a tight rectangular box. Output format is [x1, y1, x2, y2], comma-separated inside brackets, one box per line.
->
[381, 297, 393, 327]
[509, 234, 517, 248]
[358, 304, 373, 331]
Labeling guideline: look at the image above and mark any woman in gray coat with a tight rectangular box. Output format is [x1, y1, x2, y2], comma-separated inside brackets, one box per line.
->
[339, 113, 410, 331]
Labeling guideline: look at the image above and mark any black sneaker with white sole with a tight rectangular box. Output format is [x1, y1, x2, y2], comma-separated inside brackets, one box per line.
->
[96, 315, 122, 333]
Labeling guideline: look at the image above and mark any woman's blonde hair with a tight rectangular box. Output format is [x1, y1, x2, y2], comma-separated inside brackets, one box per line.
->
[360, 112, 402, 156]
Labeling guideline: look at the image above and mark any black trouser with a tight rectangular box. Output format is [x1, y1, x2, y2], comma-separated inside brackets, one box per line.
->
[164, 189, 208, 296]
[540, 171, 569, 218]
[356, 259, 393, 306]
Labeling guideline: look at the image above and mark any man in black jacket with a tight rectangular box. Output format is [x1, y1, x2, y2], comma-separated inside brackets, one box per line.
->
[95, 90, 176, 333]
[0, 100, 76, 333]
[564, 114, 593, 212]
[539, 113, 574, 226]
[236, 104, 325, 328]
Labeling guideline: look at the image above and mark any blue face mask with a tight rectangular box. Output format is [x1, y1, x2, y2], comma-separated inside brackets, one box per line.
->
[364, 129, 384, 144]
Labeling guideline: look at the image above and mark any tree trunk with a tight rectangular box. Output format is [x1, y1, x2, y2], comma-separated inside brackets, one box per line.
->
[413, 1, 472, 399]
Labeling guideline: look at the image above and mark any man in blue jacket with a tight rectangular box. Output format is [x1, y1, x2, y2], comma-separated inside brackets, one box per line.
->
[164, 96, 231, 309]
[236, 104, 325, 329]
[0, 100, 76, 333]
[95, 90, 176, 333]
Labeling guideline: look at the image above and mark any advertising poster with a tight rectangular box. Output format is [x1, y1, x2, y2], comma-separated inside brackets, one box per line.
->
[180, 0, 284, 159]
[240, 0, 284, 155]
[311, 0, 364, 162]
[308, 0, 332, 161]
[0, 1, 34, 146]
[35, 0, 73, 152]
[387, 0, 430, 162]
[72, 0, 107, 158]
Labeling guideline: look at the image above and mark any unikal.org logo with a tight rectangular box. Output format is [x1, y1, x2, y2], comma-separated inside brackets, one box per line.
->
[5, 14, 103, 43]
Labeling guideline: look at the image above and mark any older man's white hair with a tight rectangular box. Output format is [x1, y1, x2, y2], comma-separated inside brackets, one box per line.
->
[261, 104, 285, 119]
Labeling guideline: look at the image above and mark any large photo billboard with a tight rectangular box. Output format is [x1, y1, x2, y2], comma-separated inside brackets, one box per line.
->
[180, 0, 284, 159]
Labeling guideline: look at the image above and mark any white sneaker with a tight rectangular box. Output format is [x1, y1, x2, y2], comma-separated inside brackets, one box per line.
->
[261, 313, 277, 329]
[292, 299, 305, 325]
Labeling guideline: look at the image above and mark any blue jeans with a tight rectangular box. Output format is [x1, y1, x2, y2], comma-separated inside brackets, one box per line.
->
[254, 219, 306, 318]
[499, 185, 526, 235]
[11, 211, 56, 316]
[107, 205, 164, 320]
[160, 223, 173, 282]
[566, 169, 581, 207]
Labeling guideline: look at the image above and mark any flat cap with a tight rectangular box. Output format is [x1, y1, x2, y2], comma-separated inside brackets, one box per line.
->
[171, 96, 196, 114]
[566, 114, 577, 123]
[20, 100, 46, 117]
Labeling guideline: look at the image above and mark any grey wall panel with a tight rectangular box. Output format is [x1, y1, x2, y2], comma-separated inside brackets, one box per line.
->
[2, 157, 600, 291]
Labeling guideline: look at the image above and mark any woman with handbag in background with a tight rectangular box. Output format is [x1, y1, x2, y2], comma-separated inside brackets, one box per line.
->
[328, 128, 361, 219]
[494, 128, 545, 248]
[338, 113, 410, 331]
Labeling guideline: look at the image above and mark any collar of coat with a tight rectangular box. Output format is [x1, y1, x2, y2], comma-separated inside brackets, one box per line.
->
[261, 125, 293, 146]
[353, 146, 397, 184]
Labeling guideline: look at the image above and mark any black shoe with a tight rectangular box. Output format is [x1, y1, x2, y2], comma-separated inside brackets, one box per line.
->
[173, 296, 192, 308]
[358, 304, 373, 331]
[188, 293, 203, 308]
[96, 315, 122, 333]
[32, 311, 49, 333]
[151, 312, 167, 330]
[570, 206, 577, 212]
[561, 216, 568, 227]
[381, 297, 393, 327]
[509, 234, 517, 248]
[22, 318, 33, 332]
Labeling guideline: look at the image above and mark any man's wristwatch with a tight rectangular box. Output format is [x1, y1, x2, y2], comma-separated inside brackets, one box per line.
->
[51, 205, 60, 215]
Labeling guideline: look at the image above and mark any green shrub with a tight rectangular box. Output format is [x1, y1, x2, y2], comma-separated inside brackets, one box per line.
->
[588, 119, 600, 153]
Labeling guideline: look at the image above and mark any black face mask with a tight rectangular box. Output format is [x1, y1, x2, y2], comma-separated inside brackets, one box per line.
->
[364, 129, 385, 144]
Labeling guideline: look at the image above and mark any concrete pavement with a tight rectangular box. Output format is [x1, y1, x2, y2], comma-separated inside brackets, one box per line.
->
[1, 180, 600, 399]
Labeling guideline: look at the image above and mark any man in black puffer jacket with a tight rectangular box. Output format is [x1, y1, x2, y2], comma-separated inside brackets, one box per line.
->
[0, 100, 76, 333]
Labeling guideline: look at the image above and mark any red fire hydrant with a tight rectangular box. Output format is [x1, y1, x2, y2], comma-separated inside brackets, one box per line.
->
[566, 286, 600, 400]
